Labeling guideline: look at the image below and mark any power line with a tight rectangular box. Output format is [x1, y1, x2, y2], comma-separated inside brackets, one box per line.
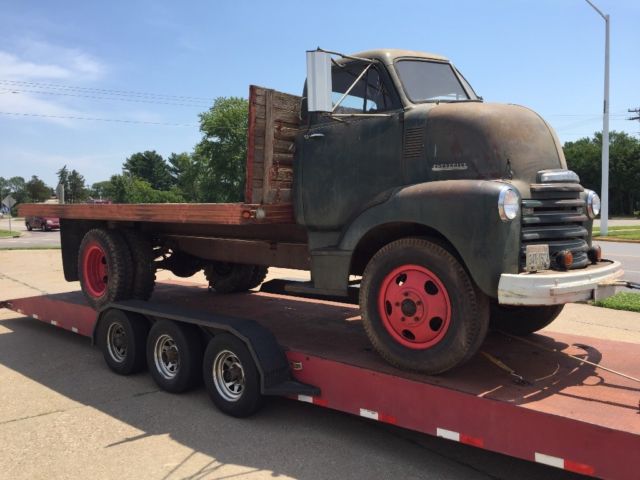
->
[0, 111, 199, 127]
[4, 88, 211, 108]
[0, 79, 217, 103]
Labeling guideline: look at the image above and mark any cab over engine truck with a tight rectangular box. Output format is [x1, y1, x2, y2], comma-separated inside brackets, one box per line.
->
[21, 48, 623, 375]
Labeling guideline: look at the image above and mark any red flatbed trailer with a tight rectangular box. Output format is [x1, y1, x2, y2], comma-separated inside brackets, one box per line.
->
[2, 281, 639, 480]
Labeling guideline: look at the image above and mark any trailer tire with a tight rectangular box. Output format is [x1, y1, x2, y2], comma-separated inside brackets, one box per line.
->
[123, 231, 156, 301]
[97, 309, 149, 375]
[26, 223, 32, 231]
[203, 334, 264, 417]
[204, 262, 255, 293]
[78, 229, 133, 310]
[490, 304, 565, 335]
[147, 320, 203, 393]
[360, 238, 489, 374]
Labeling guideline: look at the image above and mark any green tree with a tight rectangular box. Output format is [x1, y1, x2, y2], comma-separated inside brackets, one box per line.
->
[24, 175, 51, 202]
[195, 97, 248, 202]
[564, 131, 640, 215]
[167, 152, 200, 201]
[108, 174, 184, 203]
[89, 180, 113, 200]
[67, 169, 88, 203]
[123, 150, 173, 190]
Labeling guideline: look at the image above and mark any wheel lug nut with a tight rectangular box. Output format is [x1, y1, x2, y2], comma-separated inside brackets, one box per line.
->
[400, 317, 405, 322]
[414, 317, 419, 322]
[395, 302, 400, 307]
[416, 301, 422, 306]
[403, 292, 409, 297]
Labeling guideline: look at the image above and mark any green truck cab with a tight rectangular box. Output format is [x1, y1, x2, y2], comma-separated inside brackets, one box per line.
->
[294, 49, 622, 372]
[27, 48, 623, 375]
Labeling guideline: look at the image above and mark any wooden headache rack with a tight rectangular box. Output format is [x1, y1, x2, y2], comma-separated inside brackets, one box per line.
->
[20, 85, 303, 226]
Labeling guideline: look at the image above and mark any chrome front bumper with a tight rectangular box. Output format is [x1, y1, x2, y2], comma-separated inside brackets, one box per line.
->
[498, 260, 624, 306]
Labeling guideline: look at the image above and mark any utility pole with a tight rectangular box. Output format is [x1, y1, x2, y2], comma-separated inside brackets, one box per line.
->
[585, 0, 610, 236]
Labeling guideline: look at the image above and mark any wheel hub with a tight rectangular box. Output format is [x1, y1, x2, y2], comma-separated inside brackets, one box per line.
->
[83, 243, 109, 298]
[378, 264, 452, 349]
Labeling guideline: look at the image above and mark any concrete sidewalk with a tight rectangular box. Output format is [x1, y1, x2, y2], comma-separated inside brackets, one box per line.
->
[1, 249, 636, 480]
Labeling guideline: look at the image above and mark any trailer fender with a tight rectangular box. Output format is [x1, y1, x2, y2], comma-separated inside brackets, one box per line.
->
[339, 180, 521, 298]
[97, 300, 320, 397]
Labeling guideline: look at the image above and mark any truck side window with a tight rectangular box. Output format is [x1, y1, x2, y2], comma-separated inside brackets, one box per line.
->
[331, 65, 392, 114]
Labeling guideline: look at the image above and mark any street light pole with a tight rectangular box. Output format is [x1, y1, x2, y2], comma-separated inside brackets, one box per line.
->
[585, 0, 610, 236]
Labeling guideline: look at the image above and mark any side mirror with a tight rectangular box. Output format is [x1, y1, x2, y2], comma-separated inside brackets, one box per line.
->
[306, 50, 332, 112]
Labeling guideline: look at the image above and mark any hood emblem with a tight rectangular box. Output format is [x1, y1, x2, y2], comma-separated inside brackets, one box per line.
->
[432, 162, 468, 172]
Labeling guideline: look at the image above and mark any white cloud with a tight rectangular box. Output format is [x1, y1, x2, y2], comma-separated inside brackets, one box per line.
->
[0, 52, 71, 80]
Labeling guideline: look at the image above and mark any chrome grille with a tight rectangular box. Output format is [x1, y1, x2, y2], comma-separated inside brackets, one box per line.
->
[521, 184, 589, 270]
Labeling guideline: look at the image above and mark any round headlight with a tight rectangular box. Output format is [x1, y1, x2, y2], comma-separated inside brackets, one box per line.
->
[498, 186, 519, 221]
[586, 190, 601, 218]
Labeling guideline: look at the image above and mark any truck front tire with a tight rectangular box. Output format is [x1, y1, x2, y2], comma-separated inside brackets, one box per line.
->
[490, 304, 565, 335]
[360, 238, 489, 374]
[78, 229, 133, 310]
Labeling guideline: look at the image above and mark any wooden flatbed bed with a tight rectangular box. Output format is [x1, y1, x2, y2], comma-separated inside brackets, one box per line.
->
[2, 280, 639, 480]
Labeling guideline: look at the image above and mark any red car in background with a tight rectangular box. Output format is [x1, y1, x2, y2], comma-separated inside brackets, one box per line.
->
[25, 216, 60, 231]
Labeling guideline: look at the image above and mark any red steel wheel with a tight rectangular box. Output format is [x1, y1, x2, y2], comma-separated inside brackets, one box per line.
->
[78, 229, 133, 309]
[83, 242, 109, 298]
[360, 238, 489, 374]
[377, 264, 451, 349]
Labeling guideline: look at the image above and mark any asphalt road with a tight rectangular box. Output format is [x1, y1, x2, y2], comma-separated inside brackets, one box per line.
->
[0, 217, 60, 249]
[594, 239, 640, 287]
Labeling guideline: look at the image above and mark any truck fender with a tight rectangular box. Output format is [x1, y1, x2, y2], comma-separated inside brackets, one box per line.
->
[339, 180, 522, 298]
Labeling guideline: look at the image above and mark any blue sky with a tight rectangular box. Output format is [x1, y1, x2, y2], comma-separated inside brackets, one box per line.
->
[1, 0, 638, 187]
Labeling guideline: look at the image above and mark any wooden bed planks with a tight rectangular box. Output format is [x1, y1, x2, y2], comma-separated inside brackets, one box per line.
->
[19, 202, 295, 225]
[245, 85, 301, 205]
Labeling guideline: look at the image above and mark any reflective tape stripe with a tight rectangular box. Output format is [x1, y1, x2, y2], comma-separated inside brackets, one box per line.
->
[436, 428, 460, 442]
[51, 320, 58, 326]
[71, 327, 79, 333]
[535, 453, 594, 475]
[359, 408, 397, 424]
[437, 428, 483, 447]
[297, 395, 327, 407]
[535, 453, 564, 469]
[33, 314, 39, 319]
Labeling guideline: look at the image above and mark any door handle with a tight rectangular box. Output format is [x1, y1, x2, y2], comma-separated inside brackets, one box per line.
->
[304, 133, 325, 140]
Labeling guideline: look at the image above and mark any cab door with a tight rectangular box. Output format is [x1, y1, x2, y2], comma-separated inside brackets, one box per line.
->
[298, 63, 404, 230]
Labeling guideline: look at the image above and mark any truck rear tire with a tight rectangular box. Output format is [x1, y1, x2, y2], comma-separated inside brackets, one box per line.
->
[204, 262, 266, 293]
[360, 238, 490, 374]
[123, 231, 156, 301]
[97, 309, 149, 375]
[78, 229, 133, 310]
[490, 304, 565, 335]
[202, 333, 264, 417]
[147, 320, 203, 393]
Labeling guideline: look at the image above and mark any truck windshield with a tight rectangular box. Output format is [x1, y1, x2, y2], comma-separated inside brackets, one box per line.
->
[395, 60, 470, 103]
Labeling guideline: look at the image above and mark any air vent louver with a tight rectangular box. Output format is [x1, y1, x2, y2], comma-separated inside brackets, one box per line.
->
[403, 127, 424, 159]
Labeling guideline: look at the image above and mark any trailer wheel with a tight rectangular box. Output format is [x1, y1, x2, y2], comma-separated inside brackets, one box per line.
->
[204, 262, 255, 293]
[123, 231, 156, 300]
[490, 304, 565, 335]
[97, 309, 149, 375]
[360, 238, 489, 374]
[147, 320, 203, 393]
[78, 229, 133, 309]
[203, 334, 264, 417]
[26, 223, 32, 231]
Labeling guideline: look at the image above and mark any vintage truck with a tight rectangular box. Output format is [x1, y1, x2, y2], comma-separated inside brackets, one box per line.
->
[21, 48, 623, 375]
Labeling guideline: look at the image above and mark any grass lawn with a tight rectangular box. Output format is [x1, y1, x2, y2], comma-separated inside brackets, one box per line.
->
[594, 292, 640, 313]
[0, 229, 20, 238]
[593, 225, 640, 241]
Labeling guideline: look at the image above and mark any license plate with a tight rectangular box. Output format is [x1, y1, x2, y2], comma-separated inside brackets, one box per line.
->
[525, 244, 550, 272]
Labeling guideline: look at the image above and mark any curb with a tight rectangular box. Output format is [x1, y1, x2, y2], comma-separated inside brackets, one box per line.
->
[594, 237, 640, 244]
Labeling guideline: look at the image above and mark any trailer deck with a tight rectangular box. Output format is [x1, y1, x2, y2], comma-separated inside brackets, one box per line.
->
[2, 281, 639, 480]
